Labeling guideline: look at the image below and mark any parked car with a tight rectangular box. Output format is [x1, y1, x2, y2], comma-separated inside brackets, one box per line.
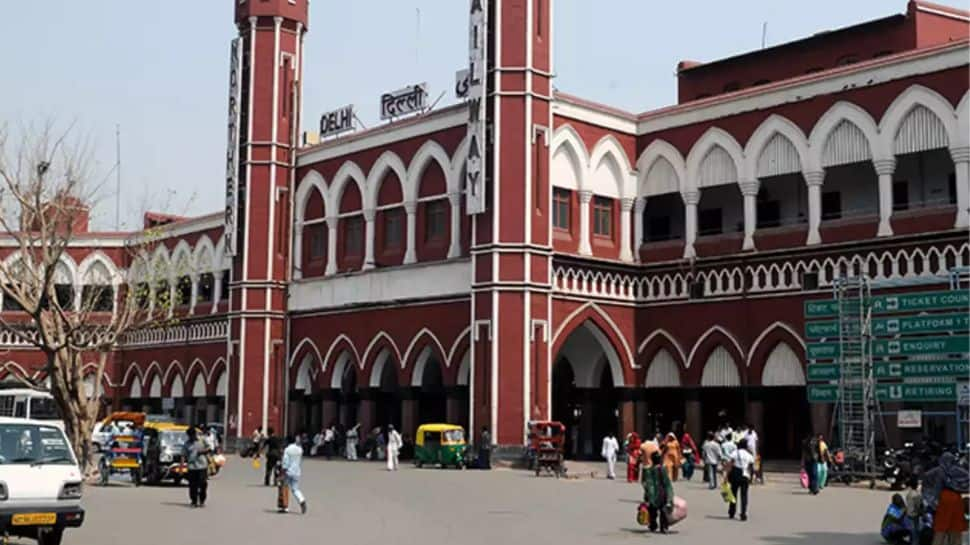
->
[0, 417, 85, 545]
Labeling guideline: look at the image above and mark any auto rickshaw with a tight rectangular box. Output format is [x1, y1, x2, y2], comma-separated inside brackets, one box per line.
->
[414, 423, 467, 469]
[98, 411, 145, 486]
[142, 422, 191, 485]
[528, 421, 566, 477]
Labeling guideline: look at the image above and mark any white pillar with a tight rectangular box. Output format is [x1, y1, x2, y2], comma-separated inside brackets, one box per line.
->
[950, 147, 970, 229]
[804, 171, 824, 246]
[447, 192, 462, 259]
[168, 279, 176, 318]
[619, 197, 634, 263]
[404, 200, 418, 264]
[682, 190, 699, 259]
[874, 159, 895, 237]
[189, 274, 199, 315]
[577, 190, 593, 256]
[740, 179, 760, 251]
[633, 197, 646, 263]
[325, 215, 338, 276]
[362, 208, 376, 270]
[211, 272, 223, 313]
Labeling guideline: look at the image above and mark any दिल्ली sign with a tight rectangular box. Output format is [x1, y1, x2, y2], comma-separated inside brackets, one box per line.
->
[806, 359, 969, 381]
[807, 336, 969, 359]
[805, 313, 970, 339]
[807, 383, 959, 403]
[803, 290, 970, 318]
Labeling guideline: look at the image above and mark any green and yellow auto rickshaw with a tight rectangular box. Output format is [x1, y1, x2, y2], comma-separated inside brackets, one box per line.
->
[414, 424, 467, 469]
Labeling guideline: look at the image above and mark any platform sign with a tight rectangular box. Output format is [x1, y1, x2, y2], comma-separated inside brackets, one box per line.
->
[806, 313, 970, 339]
[872, 336, 970, 357]
[808, 383, 958, 403]
[804, 290, 969, 318]
[807, 364, 840, 381]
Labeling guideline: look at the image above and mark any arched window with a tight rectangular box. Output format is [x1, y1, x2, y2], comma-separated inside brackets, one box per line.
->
[82, 261, 114, 312]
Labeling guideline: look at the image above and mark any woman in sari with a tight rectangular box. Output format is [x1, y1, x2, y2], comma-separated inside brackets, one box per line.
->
[680, 431, 700, 480]
[921, 452, 969, 545]
[625, 432, 642, 483]
[662, 433, 684, 481]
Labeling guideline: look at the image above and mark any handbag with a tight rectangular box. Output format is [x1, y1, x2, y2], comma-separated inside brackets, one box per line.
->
[720, 479, 736, 504]
[799, 468, 809, 489]
[636, 502, 651, 526]
[668, 496, 688, 526]
[252, 457, 261, 470]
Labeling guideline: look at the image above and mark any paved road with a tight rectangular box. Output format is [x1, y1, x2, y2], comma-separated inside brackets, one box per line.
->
[51, 457, 891, 545]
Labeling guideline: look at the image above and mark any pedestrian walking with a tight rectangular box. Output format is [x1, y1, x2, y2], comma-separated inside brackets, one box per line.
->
[479, 426, 492, 469]
[642, 451, 673, 534]
[800, 434, 819, 495]
[921, 452, 969, 545]
[386, 425, 403, 471]
[680, 431, 700, 481]
[346, 423, 359, 460]
[662, 433, 683, 482]
[726, 439, 755, 521]
[702, 432, 722, 490]
[182, 427, 210, 508]
[601, 433, 619, 480]
[625, 432, 641, 483]
[262, 428, 283, 487]
[280, 436, 308, 514]
[904, 475, 924, 545]
[816, 434, 831, 490]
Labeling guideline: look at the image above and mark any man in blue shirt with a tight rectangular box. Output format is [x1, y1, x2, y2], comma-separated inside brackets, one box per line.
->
[281, 436, 307, 514]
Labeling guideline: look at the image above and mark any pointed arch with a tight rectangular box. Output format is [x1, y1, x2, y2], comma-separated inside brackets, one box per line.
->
[446, 326, 471, 366]
[295, 170, 329, 228]
[761, 342, 806, 386]
[700, 346, 742, 387]
[121, 364, 143, 390]
[329, 350, 359, 390]
[637, 139, 686, 197]
[361, 331, 403, 372]
[129, 374, 143, 398]
[550, 125, 589, 191]
[77, 251, 123, 286]
[589, 135, 634, 198]
[408, 141, 456, 201]
[809, 101, 884, 171]
[191, 373, 206, 397]
[368, 347, 399, 388]
[0, 362, 30, 383]
[644, 348, 683, 387]
[328, 160, 367, 210]
[163, 360, 185, 395]
[367, 150, 409, 207]
[956, 91, 969, 149]
[686, 325, 745, 369]
[637, 329, 688, 365]
[294, 353, 314, 394]
[289, 337, 324, 370]
[192, 235, 217, 274]
[322, 334, 362, 373]
[880, 84, 957, 155]
[456, 349, 471, 386]
[744, 114, 809, 180]
[745, 321, 805, 367]
[403, 328, 449, 370]
[686, 127, 744, 190]
[552, 302, 634, 387]
[746, 321, 807, 385]
[209, 358, 228, 397]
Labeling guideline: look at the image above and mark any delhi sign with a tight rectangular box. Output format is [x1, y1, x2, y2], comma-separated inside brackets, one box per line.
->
[319, 105, 355, 138]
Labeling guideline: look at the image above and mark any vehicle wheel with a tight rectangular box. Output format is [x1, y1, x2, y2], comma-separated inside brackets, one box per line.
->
[99, 460, 109, 487]
[173, 476, 183, 486]
[38, 527, 63, 545]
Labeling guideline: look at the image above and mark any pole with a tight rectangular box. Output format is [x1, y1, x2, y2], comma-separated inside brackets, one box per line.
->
[115, 124, 121, 230]
[761, 22, 768, 49]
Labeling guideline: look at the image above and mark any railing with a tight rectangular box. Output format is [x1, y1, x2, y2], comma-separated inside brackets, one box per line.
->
[119, 320, 228, 348]
[553, 239, 970, 303]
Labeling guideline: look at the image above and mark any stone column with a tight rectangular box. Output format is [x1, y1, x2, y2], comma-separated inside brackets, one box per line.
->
[740, 179, 760, 251]
[950, 147, 970, 229]
[362, 208, 376, 270]
[633, 197, 646, 263]
[189, 274, 199, 315]
[403, 200, 418, 264]
[619, 197, 635, 262]
[205, 399, 218, 424]
[580, 391, 595, 458]
[211, 271, 223, 312]
[804, 171, 824, 245]
[745, 399, 764, 442]
[325, 215, 338, 276]
[445, 387, 466, 428]
[873, 158, 896, 237]
[682, 190, 700, 259]
[447, 192, 462, 259]
[634, 399, 649, 437]
[357, 390, 376, 435]
[321, 394, 337, 428]
[684, 393, 702, 445]
[577, 190, 593, 256]
[401, 389, 419, 438]
[619, 399, 635, 439]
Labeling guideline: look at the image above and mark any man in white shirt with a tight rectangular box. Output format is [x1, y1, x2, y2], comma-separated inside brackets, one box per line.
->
[727, 439, 755, 521]
[281, 436, 307, 514]
[601, 433, 619, 480]
[386, 425, 403, 471]
[744, 424, 759, 458]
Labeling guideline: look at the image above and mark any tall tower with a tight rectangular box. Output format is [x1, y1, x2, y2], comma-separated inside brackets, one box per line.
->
[470, 0, 553, 450]
[225, 0, 307, 439]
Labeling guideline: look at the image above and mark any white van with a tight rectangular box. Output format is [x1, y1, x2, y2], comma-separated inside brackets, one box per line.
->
[0, 389, 62, 429]
[0, 417, 85, 545]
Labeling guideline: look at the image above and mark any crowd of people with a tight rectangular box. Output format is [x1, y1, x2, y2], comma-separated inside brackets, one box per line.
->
[603, 421, 761, 532]
[880, 452, 969, 545]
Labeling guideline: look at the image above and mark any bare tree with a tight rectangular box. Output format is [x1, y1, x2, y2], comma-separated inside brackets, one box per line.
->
[0, 124, 185, 472]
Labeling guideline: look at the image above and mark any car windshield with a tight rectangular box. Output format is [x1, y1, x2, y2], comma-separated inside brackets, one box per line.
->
[0, 423, 75, 465]
[29, 397, 60, 420]
[160, 430, 187, 449]
[443, 430, 464, 442]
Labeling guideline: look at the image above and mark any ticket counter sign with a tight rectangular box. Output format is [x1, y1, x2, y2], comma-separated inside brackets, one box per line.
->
[804, 290, 969, 318]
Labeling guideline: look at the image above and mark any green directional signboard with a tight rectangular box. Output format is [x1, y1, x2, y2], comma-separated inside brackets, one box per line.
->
[806, 313, 970, 339]
[807, 360, 969, 381]
[806, 342, 842, 359]
[804, 290, 969, 318]
[808, 382, 959, 403]
[872, 336, 969, 357]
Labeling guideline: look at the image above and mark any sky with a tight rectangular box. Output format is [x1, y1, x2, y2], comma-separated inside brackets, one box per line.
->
[0, 0, 918, 231]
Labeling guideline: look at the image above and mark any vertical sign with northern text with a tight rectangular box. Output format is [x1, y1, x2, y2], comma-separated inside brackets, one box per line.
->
[465, 0, 488, 215]
[224, 38, 242, 257]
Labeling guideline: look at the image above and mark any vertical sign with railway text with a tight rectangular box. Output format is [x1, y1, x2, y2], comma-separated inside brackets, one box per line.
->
[464, 0, 488, 215]
[224, 38, 242, 256]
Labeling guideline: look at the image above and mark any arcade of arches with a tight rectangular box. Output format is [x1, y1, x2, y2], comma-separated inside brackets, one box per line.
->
[287, 348, 469, 440]
[553, 321, 811, 460]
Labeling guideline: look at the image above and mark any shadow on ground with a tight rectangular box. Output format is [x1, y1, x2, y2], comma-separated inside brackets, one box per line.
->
[759, 532, 878, 545]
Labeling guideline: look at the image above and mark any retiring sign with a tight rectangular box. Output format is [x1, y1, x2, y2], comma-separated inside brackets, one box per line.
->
[464, 0, 488, 215]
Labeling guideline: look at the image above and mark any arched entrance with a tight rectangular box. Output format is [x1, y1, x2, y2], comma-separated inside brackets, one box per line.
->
[332, 353, 359, 428]
[552, 320, 624, 459]
[415, 349, 446, 425]
[371, 350, 400, 432]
